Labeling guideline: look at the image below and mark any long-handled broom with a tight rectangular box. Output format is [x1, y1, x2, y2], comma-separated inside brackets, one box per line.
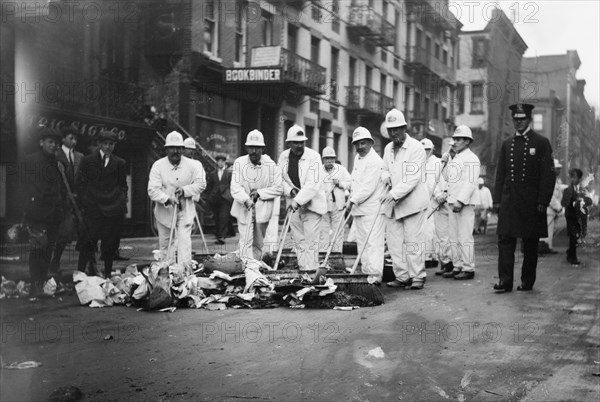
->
[272, 207, 293, 270]
[331, 203, 385, 305]
[312, 206, 352, 284]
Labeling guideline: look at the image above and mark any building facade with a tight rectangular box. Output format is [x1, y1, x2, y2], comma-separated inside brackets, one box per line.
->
[522, 51, 600, 178]
[454, 8, 527, 182]
[1, 0, 461, 237]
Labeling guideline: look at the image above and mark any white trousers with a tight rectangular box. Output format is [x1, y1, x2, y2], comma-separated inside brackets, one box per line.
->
[448, 204, 475, 272]
[434, 203, 452, 265]
[238, 217, 269, 260]
[353, 212, 385, 282]
[289, 209, 322, 271]
[540, 208, 559, 248]
[319, 208, 345, 253]
[387, 210, 426, 282]
[156, 211, 193, 263]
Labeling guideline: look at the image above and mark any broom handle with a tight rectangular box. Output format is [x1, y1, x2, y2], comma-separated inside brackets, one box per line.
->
[166, 203, 178, 262]
[350, 202, 383, 275]
[323, 207, 351, 266]
[194, 210, 210, 254]
[273, 208, 293, 270]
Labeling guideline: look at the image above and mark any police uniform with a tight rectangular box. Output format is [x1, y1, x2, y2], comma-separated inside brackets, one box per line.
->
[494, 104, 555, 291]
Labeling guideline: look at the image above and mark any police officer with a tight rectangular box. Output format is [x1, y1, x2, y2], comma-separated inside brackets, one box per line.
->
[493, 103, 554, 292]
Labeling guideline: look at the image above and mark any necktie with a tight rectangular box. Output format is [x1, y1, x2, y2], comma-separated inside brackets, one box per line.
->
[218, 169, 223, 181]
[103, 154, 109, 168]
[331, 186, 336, 203]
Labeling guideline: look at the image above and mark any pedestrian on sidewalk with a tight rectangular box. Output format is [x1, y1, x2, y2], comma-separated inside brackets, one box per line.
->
[23, 128, 65, 295]
[230, 130, 282, 260]
[493, 103, 555, 292]
[539, 159, 564, 254]
[320, 146, 351, 254]
[76, 130, 128, 278]
[206, 155, 233, 244]
[148, 131, 206, 263]
[346, 127, 386, 285]
[474, 178, 493, 235]
[50, 126, 83, 275]
[278, 124, 326, 271]
[381, 109, 429, 290]
[561, 168, 592, 265]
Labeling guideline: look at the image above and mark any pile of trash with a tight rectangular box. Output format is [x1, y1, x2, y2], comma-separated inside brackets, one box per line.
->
[72, 253, 378, 311]
[0, 276, 72, 299]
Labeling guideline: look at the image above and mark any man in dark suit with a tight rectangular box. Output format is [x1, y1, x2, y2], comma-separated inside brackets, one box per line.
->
[76, 130, 128, 277]
[24, 128, 65, 295]
[206, 155, 233, 244]
[50, 126, 84, 274]
[493, 103, 555, 292]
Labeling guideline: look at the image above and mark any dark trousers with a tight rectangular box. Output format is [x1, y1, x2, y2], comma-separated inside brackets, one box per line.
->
[78, 213, 123, 276]
[498, 236, 538, 288]
[566, 216, 579, 260]
[29, 222, 59, 283]
[213, 200, 232, 240]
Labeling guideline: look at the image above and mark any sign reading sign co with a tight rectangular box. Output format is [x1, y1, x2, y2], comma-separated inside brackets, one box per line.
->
[224, 68, 282, 83]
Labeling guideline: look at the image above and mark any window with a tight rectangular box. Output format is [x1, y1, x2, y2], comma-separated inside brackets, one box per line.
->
[366, 66, 372, 88]
[331, 0, 340, 32]
[443, 49, 448, 66]
[414, 92, 421, 115]
[434, 102, 439, 119]
[204, 0, 219, 55]
[472, 37, 488, 68]
[310, 98, 319, 113]
[533, 114, 543, 131]
[311, 36, 320, 64]
[330, 47, 339, 102]
[234, 5, 244, 63]
[424, 97, 430, 117]
[312, 1, 321, 22]
[381, 49, 387, 63]
[457, 83, 464, 114]
[471, 82, 484, 113]
[435, 43, 440, 59]
[394, 10, 400, 53]
[380, 73, 386, 95]
[442, 106, 447, 121]
[261, 10, 273, 46]
[287, 24, 297, 54]
[393, 79, 399, 105]
[349, 57, 356, 86]
[404, 85, 411, 111]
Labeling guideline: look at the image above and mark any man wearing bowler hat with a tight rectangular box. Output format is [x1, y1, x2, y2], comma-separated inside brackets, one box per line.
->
[278, 124, 326, 271]
[76, 130, 128, 277]
[23, 128, 65, 295]
[206, 154, 234, 245]
[493, 103, 554, 292]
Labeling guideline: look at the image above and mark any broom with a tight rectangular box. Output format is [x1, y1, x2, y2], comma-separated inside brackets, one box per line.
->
[333, 203, 385, 305]
[272, 207, 293, 270]
[312, 206, 351, 284]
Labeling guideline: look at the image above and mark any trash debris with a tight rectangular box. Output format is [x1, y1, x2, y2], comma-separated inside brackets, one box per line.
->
[4, 361, 42, 369]
[48, 385, 83, 402]
[367, 347, 385, 359]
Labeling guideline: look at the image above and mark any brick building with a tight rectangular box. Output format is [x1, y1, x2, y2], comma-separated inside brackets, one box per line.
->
[522, 51, 600, 178]
[454, 8, 527, 182]
[1, 0, 461, 237]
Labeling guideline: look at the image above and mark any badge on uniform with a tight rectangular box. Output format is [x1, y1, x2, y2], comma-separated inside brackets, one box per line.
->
[529, 148, 536, 155]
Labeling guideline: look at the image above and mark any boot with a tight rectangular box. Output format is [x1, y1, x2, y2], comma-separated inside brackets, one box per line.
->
[435, 261, 454, 276]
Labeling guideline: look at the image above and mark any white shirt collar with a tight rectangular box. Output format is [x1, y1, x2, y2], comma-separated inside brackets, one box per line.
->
[61, 145, 71, 158]
[515, 126, 531, 137]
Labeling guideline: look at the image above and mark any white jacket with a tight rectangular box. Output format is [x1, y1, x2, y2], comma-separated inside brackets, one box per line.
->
[445, 147, 481, 206]
[279, 147, 327, 215]
[477, 186, 493, 209]
[381, 136, 429, 219]
[148, 156, 206, 227]
[322, 163, 352, 212]
[349, 148, 386, 216]
[230, 154, 283, 224]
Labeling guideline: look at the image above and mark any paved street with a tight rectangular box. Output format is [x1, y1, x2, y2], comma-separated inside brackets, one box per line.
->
[1, 225, 599, 401]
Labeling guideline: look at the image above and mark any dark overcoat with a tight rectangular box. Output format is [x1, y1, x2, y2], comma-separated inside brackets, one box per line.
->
[76, 151, 128, 217]
[494, 129, 554, 238]
[23, 151, 65, 225]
